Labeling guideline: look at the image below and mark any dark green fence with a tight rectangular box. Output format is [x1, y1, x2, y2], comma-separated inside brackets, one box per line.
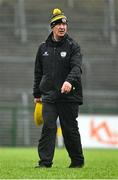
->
[0, 104, 118, 147]
[0, 106, 42, 147]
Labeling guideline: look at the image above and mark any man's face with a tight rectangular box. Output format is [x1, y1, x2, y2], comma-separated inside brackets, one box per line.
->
[52, 23, 67, 39]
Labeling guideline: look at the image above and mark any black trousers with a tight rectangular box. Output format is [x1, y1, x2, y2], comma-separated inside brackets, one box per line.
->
[38, 102, 84, 166]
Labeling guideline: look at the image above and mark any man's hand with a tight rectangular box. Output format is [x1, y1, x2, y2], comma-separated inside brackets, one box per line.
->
[34, 98, 42, 104]
[61, 81, 72, 94]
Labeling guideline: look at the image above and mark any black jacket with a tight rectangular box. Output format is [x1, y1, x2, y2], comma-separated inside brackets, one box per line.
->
[33, 32, 83, 105]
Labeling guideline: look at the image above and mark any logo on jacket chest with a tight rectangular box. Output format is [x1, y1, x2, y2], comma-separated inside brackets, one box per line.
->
[60, 51, 67, 58]
[42, 51, 49, 56]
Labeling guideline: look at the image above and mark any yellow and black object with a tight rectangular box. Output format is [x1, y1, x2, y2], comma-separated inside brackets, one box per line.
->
[34, 102, 43, 126]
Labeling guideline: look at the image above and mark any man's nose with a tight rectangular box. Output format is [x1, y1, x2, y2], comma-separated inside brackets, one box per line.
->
[59, 24, 65, 28]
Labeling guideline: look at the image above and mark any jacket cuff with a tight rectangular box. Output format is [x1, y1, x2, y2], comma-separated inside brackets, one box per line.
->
[33, 92, 41, 98]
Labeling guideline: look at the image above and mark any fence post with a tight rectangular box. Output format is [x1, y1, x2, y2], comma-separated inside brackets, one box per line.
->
[11, 107, 17, 146]
[67, 0, 74, 8]
[103, 0, 117, 46]
[22, 92, 30, 146]
[14, 2, 20, 36]
[103, 0, 109, 38]
[14, 0, 27, 43]
[108, 0, 117, 46]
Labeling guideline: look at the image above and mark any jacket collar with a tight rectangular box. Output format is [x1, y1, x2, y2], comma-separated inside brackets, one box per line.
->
[46, 32, 68, 47]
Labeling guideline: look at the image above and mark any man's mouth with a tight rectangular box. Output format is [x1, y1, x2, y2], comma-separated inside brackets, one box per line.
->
[59, 30, 65, 33]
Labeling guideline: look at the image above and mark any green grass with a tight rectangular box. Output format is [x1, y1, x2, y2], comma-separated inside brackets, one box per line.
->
[0, 148, 118, 179]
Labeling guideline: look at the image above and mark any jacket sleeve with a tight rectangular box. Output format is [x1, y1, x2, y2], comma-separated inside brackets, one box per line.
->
[33, 46, 43, 98]
[66, 43, 82, 86]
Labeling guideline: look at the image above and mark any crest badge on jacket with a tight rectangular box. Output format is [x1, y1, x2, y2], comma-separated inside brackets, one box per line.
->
[60, 51, 67, 58]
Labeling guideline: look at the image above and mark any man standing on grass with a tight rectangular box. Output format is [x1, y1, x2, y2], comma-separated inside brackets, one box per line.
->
[33, 8, 84, 168]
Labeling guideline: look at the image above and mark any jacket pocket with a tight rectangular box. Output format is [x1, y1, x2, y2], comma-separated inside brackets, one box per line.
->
[39, 75, 53, 93]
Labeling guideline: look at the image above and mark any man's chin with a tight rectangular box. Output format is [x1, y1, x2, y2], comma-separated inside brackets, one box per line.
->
[58, 33, 65, 37]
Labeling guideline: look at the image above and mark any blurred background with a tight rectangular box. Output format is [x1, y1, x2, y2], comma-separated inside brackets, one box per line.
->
[0, 0, 118, 147]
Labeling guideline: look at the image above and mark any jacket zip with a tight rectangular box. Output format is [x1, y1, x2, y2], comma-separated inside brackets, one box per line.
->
[52, 47, 58, 92]
[52, 47, 56, 78]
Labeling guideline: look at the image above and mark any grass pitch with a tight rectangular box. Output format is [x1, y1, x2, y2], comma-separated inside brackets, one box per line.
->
[0, 148, 118, 179]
